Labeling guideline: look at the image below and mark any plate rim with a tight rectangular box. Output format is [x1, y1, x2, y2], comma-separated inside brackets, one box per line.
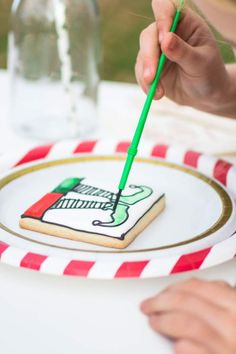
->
[0, 139, 235, 279]
[0, 155, 234, 253]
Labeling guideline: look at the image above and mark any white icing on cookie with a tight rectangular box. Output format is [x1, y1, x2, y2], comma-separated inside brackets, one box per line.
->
[42, 178, 164, 239]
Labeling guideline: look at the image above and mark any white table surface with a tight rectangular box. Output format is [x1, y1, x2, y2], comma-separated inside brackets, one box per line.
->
[0, 70, 235, 354]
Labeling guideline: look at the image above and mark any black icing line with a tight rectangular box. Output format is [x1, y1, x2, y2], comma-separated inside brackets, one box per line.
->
[43, 184, 154, 229]
[21, 194, 165, 241]
[40, 181, 83, 221]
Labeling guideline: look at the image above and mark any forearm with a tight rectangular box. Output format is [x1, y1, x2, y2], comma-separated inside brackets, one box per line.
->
[209, 64, 236, 119]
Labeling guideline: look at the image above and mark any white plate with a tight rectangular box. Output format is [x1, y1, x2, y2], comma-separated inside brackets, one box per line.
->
[0, 140, 235, 278]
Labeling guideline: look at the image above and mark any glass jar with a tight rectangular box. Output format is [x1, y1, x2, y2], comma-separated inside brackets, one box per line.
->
[8, 0, 100, 141]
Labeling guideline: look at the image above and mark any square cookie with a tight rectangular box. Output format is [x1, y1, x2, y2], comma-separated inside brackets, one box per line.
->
[20, 177, 165, 249]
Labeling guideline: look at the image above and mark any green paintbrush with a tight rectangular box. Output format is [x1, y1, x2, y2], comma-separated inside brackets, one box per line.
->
[113, 0, 184, 211]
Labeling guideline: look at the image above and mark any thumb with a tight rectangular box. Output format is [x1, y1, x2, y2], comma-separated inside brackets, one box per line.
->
[161, 32, 203, 75]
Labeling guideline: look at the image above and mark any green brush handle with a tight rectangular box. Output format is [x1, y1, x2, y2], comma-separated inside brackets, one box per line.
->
[118, 4, 183, 191]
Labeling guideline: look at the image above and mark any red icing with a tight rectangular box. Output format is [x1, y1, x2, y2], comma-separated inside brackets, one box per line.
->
[23, 193, 63, 219]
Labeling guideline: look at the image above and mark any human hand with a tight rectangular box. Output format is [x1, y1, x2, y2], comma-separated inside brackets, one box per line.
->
[135, 0, 231, 113]
[141, 278, 236, 354]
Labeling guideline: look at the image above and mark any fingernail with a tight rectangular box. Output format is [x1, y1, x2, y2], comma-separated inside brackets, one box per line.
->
[144, 65, 155, 80]
[144, 67, 151, 79]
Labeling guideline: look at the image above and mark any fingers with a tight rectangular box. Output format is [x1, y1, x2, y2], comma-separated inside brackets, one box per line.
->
[136, 3, 211, 98]
[136, 0, 179, 93]
[148, 311, 221, 353]
[136, 0, 220, 103]
[135, 23, 164, 100]
[152, 0, 176, 42]
[175, 340, 211, 354]
[139, 23, 159, 83]
[141, 278, 236, 354]
[141, 287, 230, 342]
[160, 32, 204, 75]
[170, 278, 236, 313]
[150, 2, 214, 75]
[151, 1, 209, 44]
[135, 53, 164, 100]
[135, 51, 150, 94]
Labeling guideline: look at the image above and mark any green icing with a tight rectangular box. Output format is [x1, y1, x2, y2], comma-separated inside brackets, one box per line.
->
[49, 178, 154, 229]
[119, 185, 152, 205]
[93, 185, 153, 227]
[53, 177, 84, 194]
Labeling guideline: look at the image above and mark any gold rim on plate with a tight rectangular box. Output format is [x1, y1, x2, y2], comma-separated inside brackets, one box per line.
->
[0, 156, 233, 254]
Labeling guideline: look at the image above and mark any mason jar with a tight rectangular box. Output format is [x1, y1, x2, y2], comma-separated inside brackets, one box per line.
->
[8, 0, 100, 140]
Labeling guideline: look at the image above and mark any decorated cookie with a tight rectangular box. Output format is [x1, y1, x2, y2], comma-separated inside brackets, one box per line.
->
[20, 177, 165, 249]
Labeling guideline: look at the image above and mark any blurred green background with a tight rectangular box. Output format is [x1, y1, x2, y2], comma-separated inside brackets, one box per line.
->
[0, 0, 235, 83]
